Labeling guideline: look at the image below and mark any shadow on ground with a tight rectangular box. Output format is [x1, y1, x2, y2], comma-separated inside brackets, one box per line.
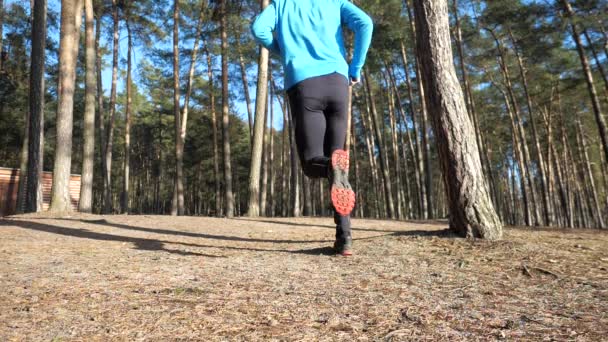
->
[1, 217, 454, 257]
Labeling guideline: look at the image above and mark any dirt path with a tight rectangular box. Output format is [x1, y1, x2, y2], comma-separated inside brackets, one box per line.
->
[1, 213, 607, 341]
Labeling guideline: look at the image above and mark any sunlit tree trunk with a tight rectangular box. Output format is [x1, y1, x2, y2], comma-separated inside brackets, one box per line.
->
[413, 0, 502, 239]
[247, 0, 270, 217]
[79, 0, 95, 212]
[103, 0, 119, 213]
[399, 40, 425, 218]
[205, 47, 221, 216]
[50, 0, 83, 212]
[96, 8, 105, 212]
[488, 30, 540, 226]
[363, 70, 396, 219]
[220, 0, 234, 217]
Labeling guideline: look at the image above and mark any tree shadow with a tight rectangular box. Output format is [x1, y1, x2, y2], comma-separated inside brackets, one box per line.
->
[0, 219, 223, 258]
[37, 217, 330, 244]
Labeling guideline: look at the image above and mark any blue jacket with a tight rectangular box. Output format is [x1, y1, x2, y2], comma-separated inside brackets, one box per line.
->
[251, 0, 373, 89]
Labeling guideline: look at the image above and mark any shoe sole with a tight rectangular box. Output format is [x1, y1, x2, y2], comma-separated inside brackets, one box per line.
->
[330, 149, 356, 216]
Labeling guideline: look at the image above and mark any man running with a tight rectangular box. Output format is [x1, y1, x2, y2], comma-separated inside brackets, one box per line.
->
[251, 0, 373, 256]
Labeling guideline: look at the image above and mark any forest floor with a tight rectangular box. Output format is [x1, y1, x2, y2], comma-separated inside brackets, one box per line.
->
[0, 213, 607, 341]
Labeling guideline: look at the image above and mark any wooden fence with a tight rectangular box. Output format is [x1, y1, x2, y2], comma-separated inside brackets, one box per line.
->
[0, 167, 81, 216]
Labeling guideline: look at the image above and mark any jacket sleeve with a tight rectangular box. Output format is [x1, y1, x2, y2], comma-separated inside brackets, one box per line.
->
[340, 0, 373, 80]
[251, 1, 281, 55]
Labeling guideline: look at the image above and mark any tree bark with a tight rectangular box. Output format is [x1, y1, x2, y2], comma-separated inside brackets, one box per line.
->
[452, 0, 499, 213]
[260, 91, 269, 215]
[25, 0, 47, 213]
[79, 0, 95, 212]
[412, 0, 502, 239]
[220, 0, 234, 217]
[247, 0, 270, 217]
[103, 0, 119, 214]
[50, 0, 83, 212]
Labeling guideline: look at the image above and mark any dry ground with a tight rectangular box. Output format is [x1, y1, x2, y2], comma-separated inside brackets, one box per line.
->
[0, 213, 607, 341]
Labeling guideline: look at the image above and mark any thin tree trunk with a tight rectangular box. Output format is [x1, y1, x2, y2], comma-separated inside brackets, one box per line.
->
[50, 0, 83, 212]
[399, 40, 425, 218]
[575, 113, 605, 228]
[238, 49, 254, 140]
[488, 30, 540, 226]
[287, 97, 300, 217]
[561, 0, 608, 164]
[247, 0, 270, 217]
[220, 0, 234, 217]
[413, 0, 502, 239]
[385, 70, 405, 219]
[260, 93, 269, 215]
[405, 0, 433, 219]
[17, 91, 29, 213]
[122, 17, 133, 214]
[508, 28, 552, 226]
[269, 77, 275, 217]
[25, 0, 47, 213]
[205, 47, 221, 216]
[103, 0, 119, 214]
[96, 8, 105, 212]
[387, 66, 415, 218]
[582, 29, 608, 96]
[79, 0, 95, 212]
[363, 70, 396, 218]
[170, 0, 184, 215]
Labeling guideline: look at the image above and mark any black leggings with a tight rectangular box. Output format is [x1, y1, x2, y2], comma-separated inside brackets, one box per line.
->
[287, 72, 349, 179]
[288, 72, 351, 234]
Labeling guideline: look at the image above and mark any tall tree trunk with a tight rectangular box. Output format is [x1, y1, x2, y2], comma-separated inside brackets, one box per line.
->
[17, 91, 30, 213]
[247, 0, 270, 217]
[25, 0, 47, 213]
[385, 70, 405, 219]
[582, 29, 608, 97]
[50, 0, 83, 212]
[357, 90, 383, 218]
[121, 17, 133, 214]
[238, 49, 253, 140]
[575, 113, 605, 228]
[413, 0, 502, 239]
[204, 47, 221, 216]
[269, 77, 275, 216]
[96, 8, 105, 212]
[405, 0, 433, 218]
[387, 65, 415, 218]
[488, 30, 541, 226]
[220, 0, 234, 217]
[260, 93, 269, 215]
[171, 0, 185, 215]
[561, 0, 608, 164]
[287, 98, 300, 217]
[400, 40, 425, 218]
[508, 28, 552, 226]
[363, 70, 396, 218]
[103, 0, 119, 214]
[79, 0, 95, 212]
